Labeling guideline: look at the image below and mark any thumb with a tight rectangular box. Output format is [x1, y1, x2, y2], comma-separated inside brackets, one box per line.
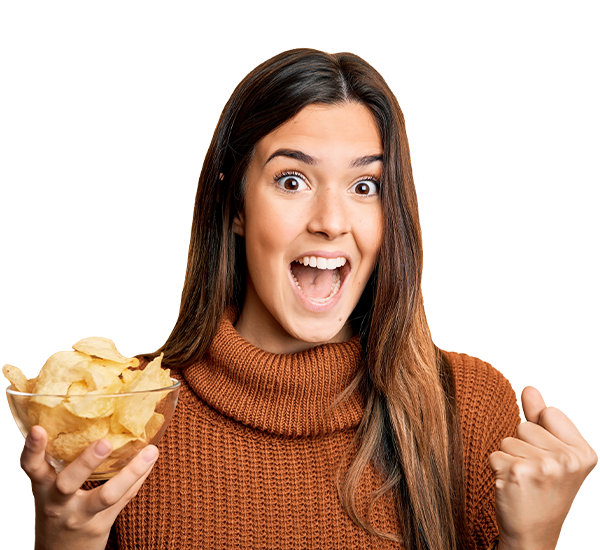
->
[521, 386, 547, 424]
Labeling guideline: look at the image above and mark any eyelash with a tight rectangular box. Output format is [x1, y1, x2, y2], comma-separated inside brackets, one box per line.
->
[272, 170, 380, 195]
[354, 176, 380, 194]
[272, 170, 308, 194]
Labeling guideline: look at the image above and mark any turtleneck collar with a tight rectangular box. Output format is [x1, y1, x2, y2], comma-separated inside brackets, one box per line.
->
[183, 310, 364, 437]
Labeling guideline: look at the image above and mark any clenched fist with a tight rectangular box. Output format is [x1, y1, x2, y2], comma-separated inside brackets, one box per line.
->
[489, 387, 597, 550]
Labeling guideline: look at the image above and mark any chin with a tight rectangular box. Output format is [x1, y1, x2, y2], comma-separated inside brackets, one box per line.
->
[286, 316, 350, 346]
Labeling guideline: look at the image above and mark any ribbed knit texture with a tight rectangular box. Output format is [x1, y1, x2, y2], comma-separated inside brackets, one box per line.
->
[104, 313, 520, 549]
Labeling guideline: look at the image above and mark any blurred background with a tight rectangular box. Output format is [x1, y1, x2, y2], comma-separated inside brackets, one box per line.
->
[1, 1, 598, 547]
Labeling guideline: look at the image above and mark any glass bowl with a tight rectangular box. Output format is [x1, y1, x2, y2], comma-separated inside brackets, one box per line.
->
[6, 378, 180, 480]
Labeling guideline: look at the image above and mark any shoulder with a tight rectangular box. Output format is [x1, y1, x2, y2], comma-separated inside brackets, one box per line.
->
[443, 351, 517, 416]
[443, 351, 521, 449]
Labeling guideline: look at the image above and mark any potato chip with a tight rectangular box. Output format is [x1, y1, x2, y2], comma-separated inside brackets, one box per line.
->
[30, 402, 95, 439]
[144, 412, 165, 441]
[111, 354, 170, 437]
[122, 354, 170, 393]
[64, 393, 118, 419]
[120, 368, 141, 387]
[105, 432, 141, 454]
[50, 417, 111, 462]
[72, 337, 131, 364]
[61, 365, 124, 418]
[32, 351, 91, 407]
[3, 364, 29, 393]
[91, 357, 139, 376]
[4, 339, 175, 470]
[67, 381, 90, 395]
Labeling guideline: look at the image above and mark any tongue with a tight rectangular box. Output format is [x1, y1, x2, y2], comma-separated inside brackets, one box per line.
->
[290, 263, 335, 299]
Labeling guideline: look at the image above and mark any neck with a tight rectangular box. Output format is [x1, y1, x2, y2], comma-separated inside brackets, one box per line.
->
[234, 301, 354, 354]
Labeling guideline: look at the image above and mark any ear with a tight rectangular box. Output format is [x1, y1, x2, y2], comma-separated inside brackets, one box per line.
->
[232, 211, 245, 237]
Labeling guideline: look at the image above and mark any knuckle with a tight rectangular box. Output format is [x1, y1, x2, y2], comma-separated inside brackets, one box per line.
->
[508, 462, 524, 485]
[499, 437, 516, 452]
[54, 475, 72, 496]
[516, 423, 528, 438]
[539, 406, 560, 424]
[42, 503, 63, 520]
[20, 456, 33, 476]
[63, 514, 84, 532]
[536, 457, 556, 479]
[97, 486, 120, 509]
[86, 521, 109, 539]
[583, 446, 598, 470]
[507, 461, 527, 483]
[559, 449, 581, 475]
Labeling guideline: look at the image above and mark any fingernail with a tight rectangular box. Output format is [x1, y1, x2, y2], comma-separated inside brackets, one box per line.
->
[94, 439, 112, 458]
[141, 446, 158, 464]
[29, 428, 42, 443]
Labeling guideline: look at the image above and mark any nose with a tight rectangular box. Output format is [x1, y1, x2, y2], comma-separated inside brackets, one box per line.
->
[306, 186, 351, 240]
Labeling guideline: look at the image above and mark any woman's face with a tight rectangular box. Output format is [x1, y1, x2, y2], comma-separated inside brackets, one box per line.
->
[233, 102, 383, 354]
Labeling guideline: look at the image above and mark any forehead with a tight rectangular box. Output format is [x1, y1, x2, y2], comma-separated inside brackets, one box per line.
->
[254, 102, 383, 164]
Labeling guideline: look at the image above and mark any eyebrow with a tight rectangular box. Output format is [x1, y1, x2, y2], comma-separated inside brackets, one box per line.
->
[264, 148, 383, 168]
[349, 154, 383, 168]
[265, 149, 317, 166]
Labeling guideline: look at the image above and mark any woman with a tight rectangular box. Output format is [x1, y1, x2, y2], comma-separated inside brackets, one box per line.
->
[21, 49, 596, 550]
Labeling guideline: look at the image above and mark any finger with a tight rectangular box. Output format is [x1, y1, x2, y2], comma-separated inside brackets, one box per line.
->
[53, 439, 113, 497]
[537, 406, 591, 449]
[500, 435, 548, 459]
[489, 449, 521, 477]
[521, 386, 547, 424]
[516, 421, 565, 451]
[86, 445, 158, 516]
[20, 426, 55, 484]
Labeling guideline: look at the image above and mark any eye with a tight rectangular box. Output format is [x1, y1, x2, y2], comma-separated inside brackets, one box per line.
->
[273, 171, 308, 192]
[350, 178, 379, 197]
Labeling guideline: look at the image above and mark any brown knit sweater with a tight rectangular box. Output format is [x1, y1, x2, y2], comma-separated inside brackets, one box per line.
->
[104, 313, 520, 549]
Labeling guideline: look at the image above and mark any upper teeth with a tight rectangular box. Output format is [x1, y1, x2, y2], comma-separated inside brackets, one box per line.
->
[294, 256, 347, 270]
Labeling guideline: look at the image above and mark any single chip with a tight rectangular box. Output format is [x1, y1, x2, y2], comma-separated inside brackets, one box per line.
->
[120, 368, 141, 387]
[67, 381, 90, 395]
[111, 354, 170, 437]
[3, 364, 29, 393]
[31, 402, 95, 440]
[122, 354, 170, 393]
[32, 351, 91, 407]
[83, 364, 123, 393]
[91, 357, 139, 376]
[26, 376, 38, 393]
[64, 393, 118, 419]
[72, 337, 131, 364]
[50, 417, 111, 462]
[105, 432, 140, 454]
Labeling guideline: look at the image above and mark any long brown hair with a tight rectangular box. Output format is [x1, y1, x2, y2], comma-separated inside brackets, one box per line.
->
[154, 49, 468, 550]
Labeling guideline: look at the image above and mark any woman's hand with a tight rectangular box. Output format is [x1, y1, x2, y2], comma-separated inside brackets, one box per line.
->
[489, 386, 597, 550]
[22, 425, 158, 550]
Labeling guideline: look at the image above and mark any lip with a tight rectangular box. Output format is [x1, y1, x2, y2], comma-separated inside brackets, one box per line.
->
[288, 250, 352, 313]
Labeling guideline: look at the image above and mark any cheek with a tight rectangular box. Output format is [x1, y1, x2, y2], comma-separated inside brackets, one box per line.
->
[356, 208, 384, 264]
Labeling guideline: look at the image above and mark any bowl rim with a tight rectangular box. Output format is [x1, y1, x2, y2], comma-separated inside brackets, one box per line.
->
[6, 377, 181, 398]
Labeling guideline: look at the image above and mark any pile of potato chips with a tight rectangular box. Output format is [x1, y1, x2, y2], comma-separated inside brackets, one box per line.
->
[3, 337, 172, 464]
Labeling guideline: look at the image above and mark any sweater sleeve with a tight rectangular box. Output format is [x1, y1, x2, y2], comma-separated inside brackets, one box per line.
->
[446, 352, 521, 550]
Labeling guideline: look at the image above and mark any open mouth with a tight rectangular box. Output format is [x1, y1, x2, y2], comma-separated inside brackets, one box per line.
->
[289, 255, 350, 303]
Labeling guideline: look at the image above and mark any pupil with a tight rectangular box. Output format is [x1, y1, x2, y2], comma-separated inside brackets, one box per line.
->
[357, 183, 368, 194]
[285, 177, 298, 190]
